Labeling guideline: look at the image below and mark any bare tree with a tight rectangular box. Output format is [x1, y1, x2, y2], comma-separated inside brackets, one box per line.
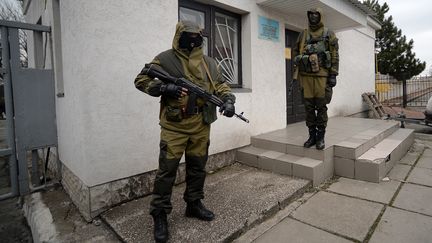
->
[0, 0, 28, 68]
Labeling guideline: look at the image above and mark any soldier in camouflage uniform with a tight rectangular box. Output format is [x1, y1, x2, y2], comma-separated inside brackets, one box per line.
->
[293, 8, 339, 150]
[134, 20, 236, 243]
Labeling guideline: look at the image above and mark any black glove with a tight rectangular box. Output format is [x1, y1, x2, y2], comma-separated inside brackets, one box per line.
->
[219, 99, 235, 118]
[160, 83, 183, 99]
[327, 75, 337, 88]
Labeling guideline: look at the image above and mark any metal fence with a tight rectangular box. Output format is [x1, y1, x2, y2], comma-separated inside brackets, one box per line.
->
[376, 74, 432, 107]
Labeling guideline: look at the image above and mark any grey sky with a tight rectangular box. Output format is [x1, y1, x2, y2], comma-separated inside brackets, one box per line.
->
[378, 0, 432, 75]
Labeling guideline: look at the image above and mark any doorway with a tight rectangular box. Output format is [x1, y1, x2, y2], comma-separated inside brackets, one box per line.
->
[285, 29, 305, 124]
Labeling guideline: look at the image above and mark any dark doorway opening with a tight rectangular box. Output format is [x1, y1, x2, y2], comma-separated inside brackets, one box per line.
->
[285, 29, 305, 124]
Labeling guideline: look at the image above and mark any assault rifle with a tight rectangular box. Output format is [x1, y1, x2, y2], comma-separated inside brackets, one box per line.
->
[143, 64, 249, 123]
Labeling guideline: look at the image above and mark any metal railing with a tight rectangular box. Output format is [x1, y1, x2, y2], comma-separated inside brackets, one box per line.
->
[375, 74, 432, 107]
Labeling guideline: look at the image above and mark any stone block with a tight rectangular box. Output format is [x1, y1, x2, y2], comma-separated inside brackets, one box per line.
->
[334, 143, 357, 159]
[236, 146, 267, 167]
[257, 151, 285, 172]
[272, 160, 293, 176]
[334, 157, 355, 178]
[355, 158, 385, 183]
[251, 137, 286, 153]
[292, 158, 324, 186]
[286, 144, 304, 157]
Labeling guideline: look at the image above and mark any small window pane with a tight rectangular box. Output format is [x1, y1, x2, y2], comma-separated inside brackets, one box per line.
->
[214, 12, 239, 85]
[179, 7, 205, 29]
[202, 36, 208, 56]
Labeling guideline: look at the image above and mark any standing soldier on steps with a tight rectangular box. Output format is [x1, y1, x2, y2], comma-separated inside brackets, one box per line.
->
[293, 8, 339, 150]
[134, 20, 236, 243]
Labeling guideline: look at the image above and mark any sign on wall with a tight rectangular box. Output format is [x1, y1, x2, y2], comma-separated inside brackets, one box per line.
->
[258, 16, 279, 42]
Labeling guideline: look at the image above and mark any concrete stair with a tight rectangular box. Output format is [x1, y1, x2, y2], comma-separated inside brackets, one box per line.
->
[353, 128, 414, 182]
[236, 117, 414, 185]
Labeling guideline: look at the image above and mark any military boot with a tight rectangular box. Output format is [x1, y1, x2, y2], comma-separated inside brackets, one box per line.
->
[151, 210, 169, 243]
[304, 126, 317, 148]
[316, 127, 326, 150]
[185, 200, 215, 221]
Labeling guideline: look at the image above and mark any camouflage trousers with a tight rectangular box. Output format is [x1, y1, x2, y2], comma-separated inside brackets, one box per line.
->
[304, 97, 328, 128]
[150, 125, 210, 215]
[300, 75, 333, 128]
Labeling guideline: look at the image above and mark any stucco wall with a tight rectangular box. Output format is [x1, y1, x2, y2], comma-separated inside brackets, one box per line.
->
[25, 0, 376, 187]
[328, 26, 376, 117]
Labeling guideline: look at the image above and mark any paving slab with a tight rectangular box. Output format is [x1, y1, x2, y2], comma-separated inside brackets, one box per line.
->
[406, 167, 432, 187]
[397, 152, 419, 165]
[416, 154, 432, 169]
[233, 192, 317, 243]
[423, 148, 432, 157]
[327, 177, 400, 204]
[386, 164, 412, 181]
[291, 191, 383, 241]
[393, 183, 432, 216]
[254, 218, 352, 243]
[369, 207, 432, 243]
[101, 164, 310, 243]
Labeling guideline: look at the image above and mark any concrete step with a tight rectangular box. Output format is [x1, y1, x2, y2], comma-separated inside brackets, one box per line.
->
[236, 146, 324, 186]
[101, 163, 311, 243]
[334, 122, 399, 160]
[336, 128, 414, 182]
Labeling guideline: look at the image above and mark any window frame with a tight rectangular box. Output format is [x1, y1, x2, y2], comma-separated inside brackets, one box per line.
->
[178, 0, 242, 88]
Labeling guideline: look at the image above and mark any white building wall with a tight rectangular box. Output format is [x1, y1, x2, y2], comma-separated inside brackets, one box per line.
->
[329, 26, 376, 117]
[25, 0, 377, 187]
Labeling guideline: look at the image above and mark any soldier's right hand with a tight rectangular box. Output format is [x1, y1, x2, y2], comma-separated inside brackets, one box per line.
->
[160, 83, 188, 99]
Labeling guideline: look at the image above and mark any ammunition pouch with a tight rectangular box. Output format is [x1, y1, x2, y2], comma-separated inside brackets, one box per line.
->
[165, 106, 183, 122]
[295, 54, 312, 73]
[309, 54, 319, 73]
[295, 50, 331, 74]
[202, 102, 217, 125]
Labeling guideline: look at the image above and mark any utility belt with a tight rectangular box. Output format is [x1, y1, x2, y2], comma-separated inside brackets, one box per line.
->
[165, 105, 204, 122]
[294, 51, 331, 73]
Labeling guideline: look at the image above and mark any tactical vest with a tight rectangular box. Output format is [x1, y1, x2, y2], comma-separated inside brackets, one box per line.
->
[156, 50, 218, 125]
[295, 28, 332, 73]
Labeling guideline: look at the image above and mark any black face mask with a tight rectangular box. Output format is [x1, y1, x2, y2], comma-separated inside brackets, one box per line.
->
[308, 12, 321, 25]
[179, 32, 203, 51]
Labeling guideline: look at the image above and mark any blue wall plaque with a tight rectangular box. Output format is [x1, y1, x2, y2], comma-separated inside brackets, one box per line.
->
[258, 16, 279, 42]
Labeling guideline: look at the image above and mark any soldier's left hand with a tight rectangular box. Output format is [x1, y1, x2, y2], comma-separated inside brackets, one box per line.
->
[327, 75, 337, 88]
[219, 100, 235, 117]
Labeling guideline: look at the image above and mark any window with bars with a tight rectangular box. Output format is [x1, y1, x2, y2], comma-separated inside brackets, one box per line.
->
[179, 0, 242, 87]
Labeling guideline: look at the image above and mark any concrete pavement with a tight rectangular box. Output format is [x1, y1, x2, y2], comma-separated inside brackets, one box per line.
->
[237, 135, 432, 243]
[19, 134, 432, 243]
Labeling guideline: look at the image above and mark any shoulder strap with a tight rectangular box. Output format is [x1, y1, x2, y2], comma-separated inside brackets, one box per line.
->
[202, 57, 217, 92]
[299, 29, 308, 55]
[305, 29, 311, 44]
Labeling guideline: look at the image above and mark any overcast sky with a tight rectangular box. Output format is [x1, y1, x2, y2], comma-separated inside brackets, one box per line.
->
[377, 0, 432, 75]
